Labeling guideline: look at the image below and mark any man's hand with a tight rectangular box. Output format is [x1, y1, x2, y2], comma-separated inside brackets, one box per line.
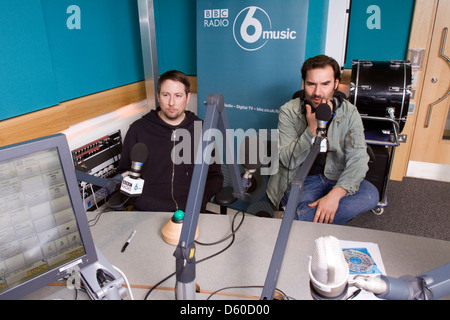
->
[305, 104, 318, 136]
[308, 187, 348, 223]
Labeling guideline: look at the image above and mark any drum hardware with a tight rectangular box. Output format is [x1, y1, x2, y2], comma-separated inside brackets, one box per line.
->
[360, 115, 400, 147]
[357, 59, 373, 66]
[350, 59, 412, 132]
[387, 108, 395, 119]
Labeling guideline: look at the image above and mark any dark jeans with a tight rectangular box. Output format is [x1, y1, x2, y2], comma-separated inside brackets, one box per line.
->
[280, 174, 379, 225]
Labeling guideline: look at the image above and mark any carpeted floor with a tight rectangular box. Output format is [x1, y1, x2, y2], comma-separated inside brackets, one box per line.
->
[346, 177, 450, 241]
[211, 176, 450, 241]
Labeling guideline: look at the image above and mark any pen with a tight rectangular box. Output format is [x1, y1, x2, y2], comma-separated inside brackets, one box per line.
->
[347, 289, 362, 300]
[121, 230, 136, 252]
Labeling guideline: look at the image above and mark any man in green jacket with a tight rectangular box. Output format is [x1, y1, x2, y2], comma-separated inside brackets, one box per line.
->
[267, 55, 378, 224]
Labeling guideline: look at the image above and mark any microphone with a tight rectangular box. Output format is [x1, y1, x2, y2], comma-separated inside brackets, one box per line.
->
[315, 103, 332, 137]
[128, 143, 148, 179]
[120, 143, 148, 197]
[309, 236, 349, 300]
[309, 236, 450, 300]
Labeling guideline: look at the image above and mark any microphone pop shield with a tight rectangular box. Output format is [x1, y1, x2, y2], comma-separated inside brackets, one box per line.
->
[315, 103, 332, 137]
[130, 143, 149, 163]
[315, 103, 332, 122]
[309, 236, 349, 300]
[129, 143, 148, 179]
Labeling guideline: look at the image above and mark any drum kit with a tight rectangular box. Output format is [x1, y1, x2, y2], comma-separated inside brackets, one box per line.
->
[349, 59, 412, 214]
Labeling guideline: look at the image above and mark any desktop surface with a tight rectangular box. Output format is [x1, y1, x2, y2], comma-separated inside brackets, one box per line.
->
[23, 211, 450, 300]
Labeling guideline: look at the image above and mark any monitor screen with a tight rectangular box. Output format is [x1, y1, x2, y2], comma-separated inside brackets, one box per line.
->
[0, 134, 98, 299]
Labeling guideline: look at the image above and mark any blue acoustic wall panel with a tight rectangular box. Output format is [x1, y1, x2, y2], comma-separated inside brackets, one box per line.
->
[0, 1, 59, 120]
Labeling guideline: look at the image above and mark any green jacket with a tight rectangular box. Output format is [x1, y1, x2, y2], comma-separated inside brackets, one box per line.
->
[267, 97, 369, 208]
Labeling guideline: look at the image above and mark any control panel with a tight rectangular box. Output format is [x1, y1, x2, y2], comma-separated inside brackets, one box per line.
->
[72, 130, 122, 211]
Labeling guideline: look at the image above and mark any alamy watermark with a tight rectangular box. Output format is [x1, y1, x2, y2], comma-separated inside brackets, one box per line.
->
[171, 121, 279, 175]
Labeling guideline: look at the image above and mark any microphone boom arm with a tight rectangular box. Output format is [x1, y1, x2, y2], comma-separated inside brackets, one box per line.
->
[354, 263, 450, 300]
[174, 94, 253, 300]
[260, 135, 324, 300]
[75, 170, 120, 193]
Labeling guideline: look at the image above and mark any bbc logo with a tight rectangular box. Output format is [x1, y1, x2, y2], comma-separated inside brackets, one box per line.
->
[204, 9, 228, 19]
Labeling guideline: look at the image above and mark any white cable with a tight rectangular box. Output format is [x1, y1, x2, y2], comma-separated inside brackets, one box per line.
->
[89, 184, 99, 210]
[82, 183, 86, 211]
[112, 265, 134, 300]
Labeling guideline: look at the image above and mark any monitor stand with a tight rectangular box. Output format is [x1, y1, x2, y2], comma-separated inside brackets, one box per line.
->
[79, 247, 126, 300]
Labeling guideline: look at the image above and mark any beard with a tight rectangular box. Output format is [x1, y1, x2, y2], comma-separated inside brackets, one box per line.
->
[158, 107, 186, 125]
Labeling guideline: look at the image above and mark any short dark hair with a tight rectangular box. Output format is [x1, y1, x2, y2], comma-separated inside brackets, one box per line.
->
[301, 55, 341, 82]
[157, 70, 191, 95]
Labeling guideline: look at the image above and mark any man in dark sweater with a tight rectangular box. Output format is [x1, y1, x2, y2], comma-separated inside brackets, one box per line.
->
[118, 70, 223, 212]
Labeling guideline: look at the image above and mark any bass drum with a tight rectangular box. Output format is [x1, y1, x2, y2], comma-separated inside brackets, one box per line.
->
[350, 60, 412, 132]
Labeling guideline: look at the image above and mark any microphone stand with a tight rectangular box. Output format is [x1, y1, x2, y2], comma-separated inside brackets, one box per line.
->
[173, 94, 255, 299]
[260, 131, 325, 300]
[75, 170, 120, 194]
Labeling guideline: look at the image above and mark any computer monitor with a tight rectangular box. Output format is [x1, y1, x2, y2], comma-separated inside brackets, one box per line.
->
[0, 134, 98, 299]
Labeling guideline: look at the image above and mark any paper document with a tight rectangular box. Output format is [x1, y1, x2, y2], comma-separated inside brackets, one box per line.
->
[339, 240, 386, 300]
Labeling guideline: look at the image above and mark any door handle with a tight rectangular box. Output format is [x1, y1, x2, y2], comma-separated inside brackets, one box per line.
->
[426, 90, 450, 128]
[425, 27, 450, 128]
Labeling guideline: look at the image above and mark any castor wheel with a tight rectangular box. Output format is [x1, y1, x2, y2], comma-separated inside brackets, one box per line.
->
[371, 207, 384, 215]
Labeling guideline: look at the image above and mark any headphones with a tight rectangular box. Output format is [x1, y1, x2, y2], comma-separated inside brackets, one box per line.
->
[293, 90, 346, 114]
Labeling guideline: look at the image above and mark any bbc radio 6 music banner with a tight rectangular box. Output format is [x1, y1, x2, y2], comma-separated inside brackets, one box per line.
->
[196, 0, 309, 132]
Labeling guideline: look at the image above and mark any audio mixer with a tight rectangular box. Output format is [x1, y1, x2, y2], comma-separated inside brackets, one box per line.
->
[71, 130, 122, 211]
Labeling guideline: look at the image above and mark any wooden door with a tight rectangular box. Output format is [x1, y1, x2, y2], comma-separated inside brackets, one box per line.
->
[408, 0, 450, 179]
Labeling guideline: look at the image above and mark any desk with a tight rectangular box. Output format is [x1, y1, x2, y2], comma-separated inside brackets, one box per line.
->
[24, 211, 450, 300]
